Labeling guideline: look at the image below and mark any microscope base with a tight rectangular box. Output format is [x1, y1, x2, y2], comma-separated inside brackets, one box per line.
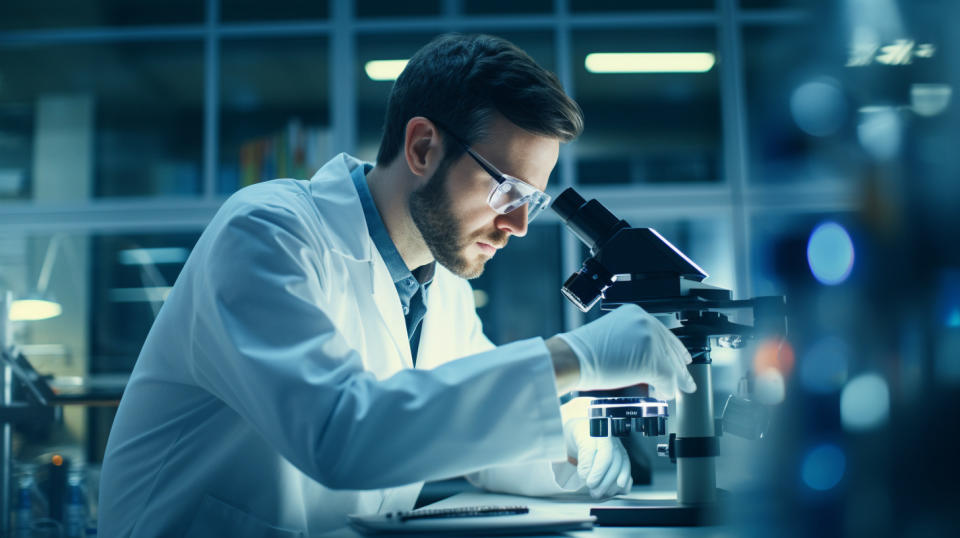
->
[590, 489, 728, 527]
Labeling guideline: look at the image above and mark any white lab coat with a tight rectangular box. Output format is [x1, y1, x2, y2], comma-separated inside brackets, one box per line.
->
[98, 154, 572, 537]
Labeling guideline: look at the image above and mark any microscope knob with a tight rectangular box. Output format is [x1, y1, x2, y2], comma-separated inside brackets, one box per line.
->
[639, 416, 666, 436]
[589, 417, 609, 437]
[610, 418, 632, 437]
[656, 433, 677, 463]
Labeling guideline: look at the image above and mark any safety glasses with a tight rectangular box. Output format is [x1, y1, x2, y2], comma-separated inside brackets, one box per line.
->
[434, 121, 551, 223]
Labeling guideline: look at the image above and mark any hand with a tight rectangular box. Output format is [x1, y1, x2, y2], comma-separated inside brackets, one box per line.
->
[555, 304, 696, 398]
[565, 419, 632, 499]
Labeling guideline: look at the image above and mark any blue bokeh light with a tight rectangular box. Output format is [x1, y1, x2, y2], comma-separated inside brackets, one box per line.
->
[800, 336, 850, 394]
[840, 373, 891, 432]
[790, 78, 847, 137]
[807, 221, 855, 285]
[802, 443, 846, 491]
[948, 309, 960, 328]
[937, 270, 960, 328]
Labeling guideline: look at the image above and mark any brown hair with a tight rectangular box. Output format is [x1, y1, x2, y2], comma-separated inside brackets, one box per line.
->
[375, 33, 583, 167]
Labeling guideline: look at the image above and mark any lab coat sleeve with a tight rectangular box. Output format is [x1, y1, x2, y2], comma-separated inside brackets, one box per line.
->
[465, 399, 590, 496]
[187, 199, 565, 490]
[458, 283, 584, 496]
[465, 460, 582, 497]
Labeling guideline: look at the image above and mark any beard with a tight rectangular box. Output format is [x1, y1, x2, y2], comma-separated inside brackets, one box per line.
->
[409, 161, 508, 279]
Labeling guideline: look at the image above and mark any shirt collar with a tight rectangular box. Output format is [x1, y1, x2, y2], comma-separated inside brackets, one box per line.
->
[350, 164, 434, 286]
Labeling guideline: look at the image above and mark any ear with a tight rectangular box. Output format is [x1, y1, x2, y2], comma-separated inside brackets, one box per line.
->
[403, 116, 444, 181]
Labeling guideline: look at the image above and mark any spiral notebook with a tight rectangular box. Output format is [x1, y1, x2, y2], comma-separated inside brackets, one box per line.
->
[347, 505, 596, 535]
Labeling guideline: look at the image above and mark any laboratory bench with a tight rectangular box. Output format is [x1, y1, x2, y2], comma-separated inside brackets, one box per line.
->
[337, 470, 746, 537]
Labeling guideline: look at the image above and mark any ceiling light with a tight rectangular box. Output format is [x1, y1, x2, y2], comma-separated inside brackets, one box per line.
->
[9, 298, 62, 321]
[117, 247, 190, 266]
[365, 60, 409, 81]
[9, 236, 66, 321]
[585, 52, 715, 74]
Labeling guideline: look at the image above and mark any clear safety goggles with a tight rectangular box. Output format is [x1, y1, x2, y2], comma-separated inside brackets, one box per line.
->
[435, 122, 552, 223]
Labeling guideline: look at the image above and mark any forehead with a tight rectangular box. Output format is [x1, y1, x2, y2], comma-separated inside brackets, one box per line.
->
[467, 115, 560, 191]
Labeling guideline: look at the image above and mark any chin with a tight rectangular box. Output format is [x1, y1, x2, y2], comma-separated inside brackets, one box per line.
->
[444, 253, 488, 280]
[430, 240, 494, 280]
[458, 260, 488, 280]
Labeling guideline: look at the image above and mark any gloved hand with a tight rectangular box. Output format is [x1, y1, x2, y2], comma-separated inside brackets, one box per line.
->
[565, 418, 632, 499]
[556, 303, 697, 398]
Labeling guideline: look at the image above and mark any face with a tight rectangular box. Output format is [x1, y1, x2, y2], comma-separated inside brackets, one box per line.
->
[409, 115, 560, 279]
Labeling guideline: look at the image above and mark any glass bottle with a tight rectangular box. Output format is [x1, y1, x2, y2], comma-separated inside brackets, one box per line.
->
[13, 463, 49, 538]
[63, 464, 88, 538]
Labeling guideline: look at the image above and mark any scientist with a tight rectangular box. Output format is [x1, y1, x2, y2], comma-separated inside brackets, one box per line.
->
[98, 33, 696, 537]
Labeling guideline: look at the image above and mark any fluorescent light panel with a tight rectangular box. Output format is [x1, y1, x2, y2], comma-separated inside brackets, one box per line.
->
[9, 299, 62, 321]
[109, 287, 173, 303]
[365, 60, 409, 81]
[585, 52, 715, 73]
[118, 247, 189, 266]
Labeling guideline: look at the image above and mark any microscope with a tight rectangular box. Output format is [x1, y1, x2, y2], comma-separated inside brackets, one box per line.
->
[552, 189, 787, 526]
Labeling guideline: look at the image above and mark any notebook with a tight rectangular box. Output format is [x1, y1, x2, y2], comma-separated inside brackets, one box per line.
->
[347, 505, 596, 535]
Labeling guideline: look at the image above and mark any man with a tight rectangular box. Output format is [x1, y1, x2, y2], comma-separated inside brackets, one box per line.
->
[98, 34, 695, 536]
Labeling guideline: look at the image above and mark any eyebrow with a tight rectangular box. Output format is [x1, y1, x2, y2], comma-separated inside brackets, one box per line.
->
[465, 145, 544, 191]
[432, 118, 544, 190]
[463, 147, 506, 181]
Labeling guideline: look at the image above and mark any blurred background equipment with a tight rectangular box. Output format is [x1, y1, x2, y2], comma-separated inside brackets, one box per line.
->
[8, 235, 66, 322]
[2, 293, 119, 535]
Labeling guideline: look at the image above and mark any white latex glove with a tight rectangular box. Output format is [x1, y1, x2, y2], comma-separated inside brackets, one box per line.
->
[565, 418, 632, 499]
[556, 304, 697, 398]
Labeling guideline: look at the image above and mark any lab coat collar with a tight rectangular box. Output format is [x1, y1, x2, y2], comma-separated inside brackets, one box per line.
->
[308, 153, 414, 368]
[307, 153, 375, 263]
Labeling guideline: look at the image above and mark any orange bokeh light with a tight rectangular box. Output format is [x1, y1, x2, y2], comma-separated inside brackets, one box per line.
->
[753, 338, 796, 377]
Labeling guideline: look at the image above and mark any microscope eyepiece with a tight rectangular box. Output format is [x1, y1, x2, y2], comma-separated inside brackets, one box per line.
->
[552, 188, 628, 253]
[551, 188, 587, 221]
[552, 188, 631, 311]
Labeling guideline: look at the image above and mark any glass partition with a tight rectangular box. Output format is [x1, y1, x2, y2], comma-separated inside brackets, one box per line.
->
[740, 0, 812, 8]
[570, 0, 714, 12]
[571, 28, 722, 184]
[356, 0, 442, 18]
[221, 0, 329, 22]
[219, 37, 331, 192]
[472, 224, 563, 345]
[463, 0, 553, 15]
[0, 41, 204, 201]
[0, 0, 203, 30]
[743, 23, 862, 186]
[90, 232, 201, 373]
[2, 229, 199, 462]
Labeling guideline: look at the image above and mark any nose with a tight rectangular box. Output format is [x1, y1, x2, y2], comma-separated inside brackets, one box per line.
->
[495, 205, 529, 238]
